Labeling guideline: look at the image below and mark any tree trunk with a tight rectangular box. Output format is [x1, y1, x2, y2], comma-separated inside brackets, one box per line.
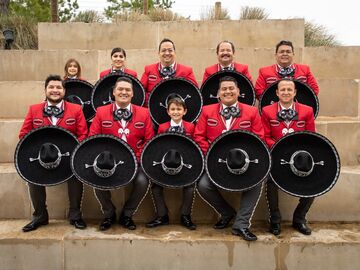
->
[51, 0, 59, 22]
[0, 0, 10, 16]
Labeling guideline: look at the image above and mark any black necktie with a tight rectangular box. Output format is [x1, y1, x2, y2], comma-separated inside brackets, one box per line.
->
[113, 108, 132, 121]
[277, 108, 298, 122]
[220, 106, 240, 120]
[43, 105, 64, 118]
[168, 126, 185, 134]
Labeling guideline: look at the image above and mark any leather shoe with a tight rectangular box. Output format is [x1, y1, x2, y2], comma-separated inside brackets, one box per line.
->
[213, 214, 235, 229]
[146, 215, 169, 228]
[269, 223, 281, 236]
[22, 219, 49, 232]
[180, 215, 196, 230]
[99, 214, 116, 231]
[119, 214, 136, 230]
[70, 218, 87, 230]
[232, 228, 257, 241]
[292, 222, 312, 235]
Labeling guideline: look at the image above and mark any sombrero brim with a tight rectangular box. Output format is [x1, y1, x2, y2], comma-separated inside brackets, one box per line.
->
[200, 70, 255, 106]
[141, 133, 204, 188]
[259, 79, 319, 118]
[270, 131, 340, 197]
[92, 73, 145, 110]
[71, 134, 138, 190]
[14, 126, 79, 186]
[148, 78, 202, 125]
[206, 130, 271, 192]
[64, 79, 95, 121]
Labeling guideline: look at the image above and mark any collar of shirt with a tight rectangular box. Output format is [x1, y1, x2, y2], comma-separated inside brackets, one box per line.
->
[170, 119, 182, 127]
[276, 63, 295, 70]
[115, 103, 131, 111]
[219, 63, 234, 70]
[221, 102, 238, 110]
[160, 62, 176, 69]
[279, 102, 294, 111]
[47, 100, 64, 109]
[111, 66, 124, 72]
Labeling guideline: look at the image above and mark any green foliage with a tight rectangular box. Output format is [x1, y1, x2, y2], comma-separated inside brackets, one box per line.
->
[72, 10, 105, 23]
[305, 21, 340, 47]
[105, 0, 175, 19]
[59, 0, 79, 22]
[8, 0, 79, 22]
[239, 6, 268, 20]
[0, 14, 38, 49]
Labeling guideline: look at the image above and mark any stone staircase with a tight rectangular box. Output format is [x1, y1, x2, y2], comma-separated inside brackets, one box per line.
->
[0, 19, 359, 269]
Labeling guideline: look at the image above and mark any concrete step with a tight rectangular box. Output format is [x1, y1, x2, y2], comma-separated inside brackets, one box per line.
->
[1, 162, 359, 221]
[1, 117, 359, 165]
[38, 20, 305, 50]
[1, 46, 360, 83]
[0, 220, 359, 270]
[1, 79, 359, 119]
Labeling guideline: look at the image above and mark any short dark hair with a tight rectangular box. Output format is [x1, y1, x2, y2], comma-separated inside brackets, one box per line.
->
[277, 77, 296, 88]
[114, 76, 133, 89]
[167, 96, 187, 110]
[216, 40, 235, 54]
[219, 76, 238, 88]
[45, 74, 64, 89]
[275, 40, 294, 53]
[158, 38, 176, 52]
[111, 47, 127, 58]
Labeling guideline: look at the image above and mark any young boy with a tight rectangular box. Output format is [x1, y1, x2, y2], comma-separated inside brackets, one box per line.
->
[146, 96, 197, 230]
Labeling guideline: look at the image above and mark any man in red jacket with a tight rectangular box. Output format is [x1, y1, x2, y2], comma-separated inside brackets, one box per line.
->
[140, 38, 198, 106]
[202, 40, 253, 84]
[89, 76, 154, 230]
[261, 78, 315, 236]
[194, 76, 264, 241]
[255, 40, 319, 99]
[19, 74, 88, 232]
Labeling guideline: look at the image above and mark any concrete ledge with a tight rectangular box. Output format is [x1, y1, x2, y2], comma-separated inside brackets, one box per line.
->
[38, 20, 305, 50]
[0, 221, 359, 270]
[1, 163, 359, 222]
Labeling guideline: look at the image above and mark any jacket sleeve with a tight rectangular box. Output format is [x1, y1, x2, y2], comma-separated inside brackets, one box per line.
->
[75, 107, 88, 141]
[19, 106, 34, 139]
[193, 111, 209, 154]
[255, 68, 267, 100]
[306, 67, 320, 96]
[202, 69, 211, 84]
[261, 110, 276, 148]
[138, 112, 155, 158]
[251, 109, 265, 141]
[88, 112, 102, 137]
[187, 68, 198, 87]
[243, 65, 254, 84]
[305, 109, 316, 132]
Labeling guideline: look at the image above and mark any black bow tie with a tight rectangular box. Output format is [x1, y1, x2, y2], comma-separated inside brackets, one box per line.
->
[159, 66, 176, 78]
[277, 108, 298, 122]
[43, 105, 64, 118]
[168, 126, 185, 134]
[220, 106, 240, 120]
[223, 66, 233, 71]
[113, 108, 132, 121]
[278, 66, 295, 78]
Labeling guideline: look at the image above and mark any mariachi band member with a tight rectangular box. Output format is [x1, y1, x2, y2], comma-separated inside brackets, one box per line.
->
[19, 74, 88, 232]
[202, 40, 253, 84]
[100, 47, 138, 78]
[194, 75, 265, 241]
[64, 58, 84, 80]
[89, 76, 154, 231]
[146, 96, 197, 230]
[140, 38, 198, 106]
[255, 40, 319, 99]
[261, 78, 316, 235]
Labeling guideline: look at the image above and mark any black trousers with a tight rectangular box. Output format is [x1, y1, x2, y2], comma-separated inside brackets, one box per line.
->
[266, 179, 314, 224]
[151, 183, 195, 217]
[28, 176, 84, 221]
[94, 168, 149, 218]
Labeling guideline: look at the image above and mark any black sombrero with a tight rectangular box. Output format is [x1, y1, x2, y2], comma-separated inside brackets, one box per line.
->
[71, 134, 137, 190]
[14, 126, 79, 186]
[92, 72, 145, 110]
[200, 70, 255, 106]
[206, 130, 271, 192]
[148, 78, 202, 125]
[64, 79, 95, 121]
[141, 133, 204, 188]
[259, 79, 319, 118]
[270, 131, 340, 197]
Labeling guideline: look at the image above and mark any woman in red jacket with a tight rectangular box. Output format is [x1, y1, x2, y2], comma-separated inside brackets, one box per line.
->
[99, 47, 138, 78]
